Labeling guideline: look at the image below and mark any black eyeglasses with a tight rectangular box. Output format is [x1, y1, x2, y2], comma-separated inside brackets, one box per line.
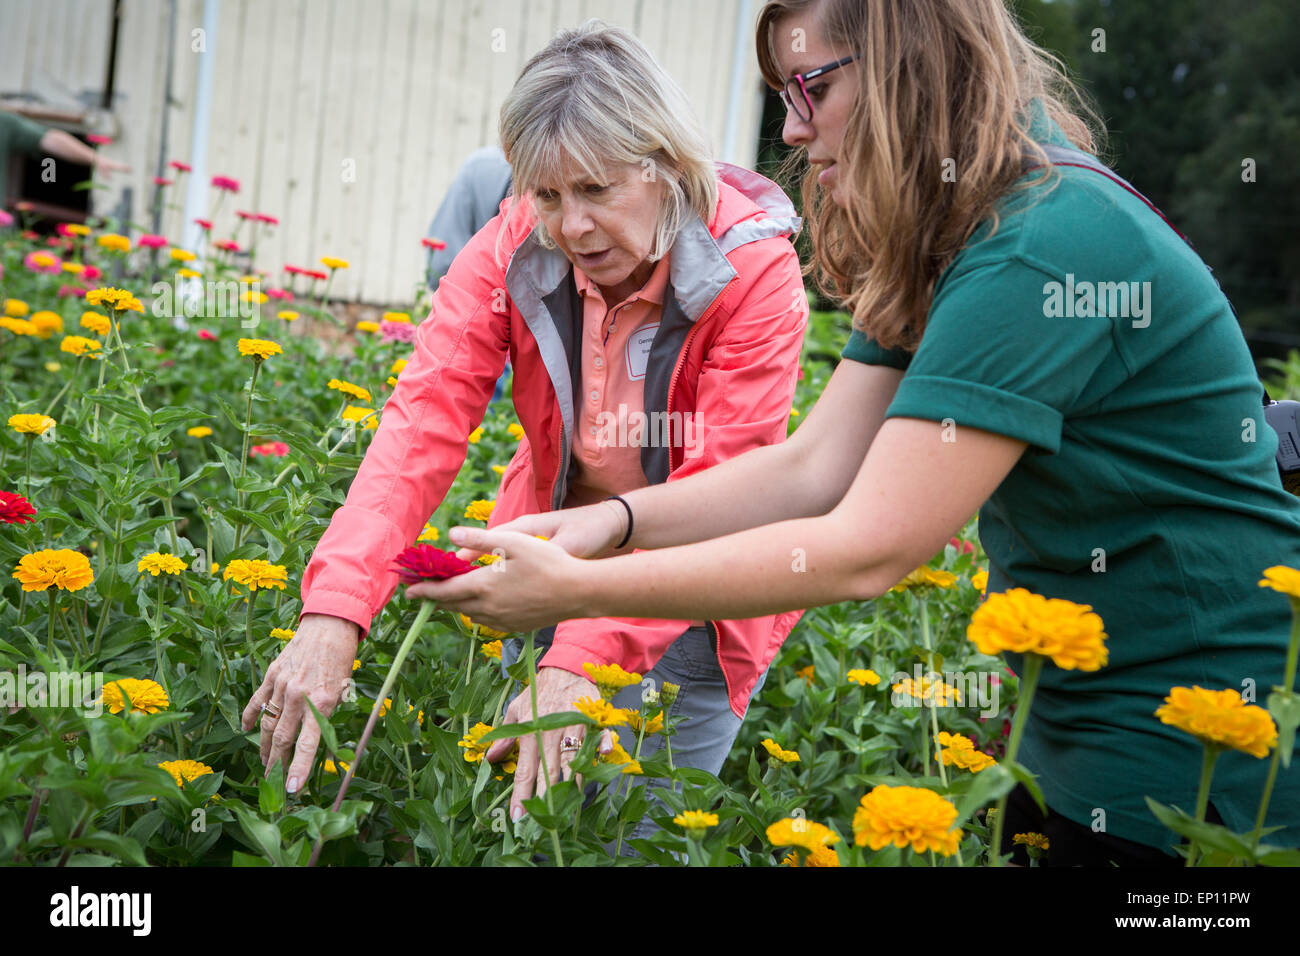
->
[779, 54, 859, 122]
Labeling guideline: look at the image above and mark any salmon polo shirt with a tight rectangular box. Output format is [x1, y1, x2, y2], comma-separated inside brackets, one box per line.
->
[566, 252, 672, 508]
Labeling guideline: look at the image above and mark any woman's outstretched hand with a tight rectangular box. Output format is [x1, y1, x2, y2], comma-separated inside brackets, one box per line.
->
[450, 499, 628, 564]
[240, 613, 360, 793]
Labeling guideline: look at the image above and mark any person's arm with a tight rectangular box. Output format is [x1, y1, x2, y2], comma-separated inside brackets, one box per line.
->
[38, 129, 130, 175]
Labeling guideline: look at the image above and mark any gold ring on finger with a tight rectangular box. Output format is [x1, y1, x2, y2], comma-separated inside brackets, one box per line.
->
[262, 701, 282, 718]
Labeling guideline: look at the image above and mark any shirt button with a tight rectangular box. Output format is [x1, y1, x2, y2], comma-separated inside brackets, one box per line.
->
[589, 425, 598, 435]
[590, 390, 599, 402]
[593, 356, 603, 369]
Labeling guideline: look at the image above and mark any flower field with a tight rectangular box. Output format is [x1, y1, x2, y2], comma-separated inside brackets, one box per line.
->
[3, 202, 1300, 868]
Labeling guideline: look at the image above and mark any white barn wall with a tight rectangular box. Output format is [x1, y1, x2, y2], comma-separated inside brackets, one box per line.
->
[0, 0, 769, 306]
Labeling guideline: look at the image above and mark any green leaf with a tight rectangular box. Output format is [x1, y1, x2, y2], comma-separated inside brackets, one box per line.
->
[1144, 798, 1255, 861]
[1003, 761, 1046, 815]
[479, 711, 586, 742]
[303, 698, 339, 757]
[231, 804, 284, 865]
[1266, 689, 1300, 769]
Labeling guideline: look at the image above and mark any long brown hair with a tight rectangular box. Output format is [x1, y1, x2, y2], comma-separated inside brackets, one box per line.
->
[757, 0, 1104, 350]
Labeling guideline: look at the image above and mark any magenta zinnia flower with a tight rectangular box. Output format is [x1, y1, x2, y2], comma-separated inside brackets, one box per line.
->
[392, 545, 474, 584]
[212, 175, 241, 192]
[380, 320, 417, 343]
[198, 329, 218, 341]
[24, 251, 62, 274]
[139, 234, 168, 249]
[170, 160, 192, 173]
[0, 491, 37, 525]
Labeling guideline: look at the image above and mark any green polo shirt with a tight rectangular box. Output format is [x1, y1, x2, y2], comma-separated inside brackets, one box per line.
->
[843, 110, 1300, 853]
[0, 111, 47, 199]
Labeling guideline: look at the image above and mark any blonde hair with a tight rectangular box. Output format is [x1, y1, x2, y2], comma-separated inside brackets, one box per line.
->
[757, 0, 1105, 350]
[498, 19, 718, 264]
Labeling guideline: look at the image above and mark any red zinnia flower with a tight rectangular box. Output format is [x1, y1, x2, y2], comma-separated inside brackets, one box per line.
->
[236, 209, 256, 220]
[153, 177, 174, 187]
[391, 544, 474, 584]
[284, 264, 305, 275]
[0, 491, 37, 525]
[138, 234, 168, 249]
[256, 213, 279, 226]
[213, 238, 241, 252]
[421, 237, 447, 250]
[81, 265, 103, 282]
[212, 175, 241, 192]
[249, 441, 290, 458]
[266, 288, 292, 300]
[194, 218, 213, 231]
[306, 269, 329, 282]
[86, 133, 112, 145]
[169, 160, 192, 173]
[56, 284, 86, 298]
[949, 537, 975, 555]
[197, 329, 217, 341]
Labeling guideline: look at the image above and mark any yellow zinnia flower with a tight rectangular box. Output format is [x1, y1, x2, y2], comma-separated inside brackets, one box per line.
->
[270, 627, 296, 641]
[626, 710, 663, 735]
[242, 290, 269, 305]
[458, 722, 494, 763]
[507, 422, 525, 440]
[766, 817, 840, 851]
[328, 378, 372, 402]
[4, 299, 30, 317]
[101, 678, 169, 715]
[9, 413, 57, 435]
[80, 311, 110, 336]
[971, 569, 989, 593]
[480, 639, 502, 661]
[176, 268, 202, 279]
[187, 426, 213, 437]
[30, 311, 63, 338]
[967, 587, 1108, 671]
[795, 664, 814, 685]
[934, 731, 996, 773]
[491, 464, 507, 475]
[382, 311, 411, 323]
[391, 358, 409, 375]
[1155, 686, 1278, 759]
[137, 552, 186, 576]
[60, 335, 102, 357]
[600, 732, 635, 766]
[355, 321, 380, 333]
[853, 784, 963, 855]
[13, 548, 94, 592]
[236, 338, 282, 361]
[158, 759, 214, 788]
[891, 565, 958, 592]
[277, 310, 298, 321]
[468, 426, 484, 444]
[97, 233, 131, 252]
[222, 558, 288, 591]
[320, 256, 349, 270]
[892, 675, 962, 706]
[458, 613, 509, 640]
[340, 405, 378, 429]
[0, 317, 37, 336]
[1013, 832, 1050, 851]
[781, 845, 840, 866]
[573, 696, 631, 728]
[583, 662, 642, 700]
[622, 760, 643, 775]
[1259, 565, 1300, 601]
[847, 668, 881, 686]
[323, 759, 350, 774]
[463, 499, 495, 522]
[169, 247, 196, 262]
[417, 524, 439, 542]
[45, 361, 61, 373]
[85, 287, 144, 312]
[673, 810, 719, 834]
[761, 738, 801, 763]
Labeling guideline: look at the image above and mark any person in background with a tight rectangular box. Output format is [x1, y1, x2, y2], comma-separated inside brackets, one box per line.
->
[0, 110, 129, 205]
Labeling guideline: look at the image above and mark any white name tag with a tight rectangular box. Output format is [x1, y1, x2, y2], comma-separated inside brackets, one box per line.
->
[626, 323, 658, 381]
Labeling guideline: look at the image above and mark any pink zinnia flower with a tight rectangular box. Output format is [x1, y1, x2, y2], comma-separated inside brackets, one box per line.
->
[236, 209, 256, 220]
[153, 176, 174, 187]
[266, 288, 292, 300]
[249, 441, 290, 458]
[380, 320, 416, 343]
[255, 213, 279, 226]
[169, 160, 192, 173]
[421, 237, 446, 250]
[0, 491, 37, 525]
[306, 269, 329, 282]
[81, 264, 103, 282]
[0, 209, 14, 227]
[57, 284, 87, 298]
[24, 251, 63, 274]
[197, 329, 218, 341]
[86, 133, 112, 145]
[194, 218, 213, 231]
[213, 239, 241, 252]
[949, 537, 975, 555]
[212, 175, 241, 192]
[391, 544, 474, 584]
[284, 264, 305, 276]
[139, 234, 168, 249]
[46, 236, 65, 248]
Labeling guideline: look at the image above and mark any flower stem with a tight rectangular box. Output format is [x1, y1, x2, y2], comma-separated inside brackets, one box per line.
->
[47, 591, 57, 657]
[309, 599, 435, 867]
[233, 361, 261, 551]
[989, 653, 1042, 866]
[1250, 601, 1300, 852]
[918, 596, 948, 787]
[1186, 744, 1221, 867]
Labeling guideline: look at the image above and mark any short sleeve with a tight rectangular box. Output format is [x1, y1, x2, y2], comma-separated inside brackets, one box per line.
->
[884, 257, 1114, 455]
[841, 327, 913, 370]
[3, 112, 47, 155]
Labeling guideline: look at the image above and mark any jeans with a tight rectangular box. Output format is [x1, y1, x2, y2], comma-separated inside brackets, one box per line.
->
[502, 623, 769, 853]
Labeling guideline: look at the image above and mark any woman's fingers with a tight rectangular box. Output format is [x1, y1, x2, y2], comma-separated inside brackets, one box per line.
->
[510, 732, 539, 821]
[264, 682, 306, 780]
[556, 727, 584, 782]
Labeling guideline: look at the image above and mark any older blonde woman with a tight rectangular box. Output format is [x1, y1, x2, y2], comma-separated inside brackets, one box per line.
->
[242, 21, 808, 836]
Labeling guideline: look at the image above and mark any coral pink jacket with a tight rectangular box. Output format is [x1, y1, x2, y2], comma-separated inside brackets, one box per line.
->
[299, 163, 807, 718]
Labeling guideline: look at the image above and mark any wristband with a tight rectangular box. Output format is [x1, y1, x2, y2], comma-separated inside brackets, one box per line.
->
[605, 495, 634, 549]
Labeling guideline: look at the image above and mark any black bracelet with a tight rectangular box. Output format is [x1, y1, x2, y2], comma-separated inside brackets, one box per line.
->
[606, 495, 634, 549]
